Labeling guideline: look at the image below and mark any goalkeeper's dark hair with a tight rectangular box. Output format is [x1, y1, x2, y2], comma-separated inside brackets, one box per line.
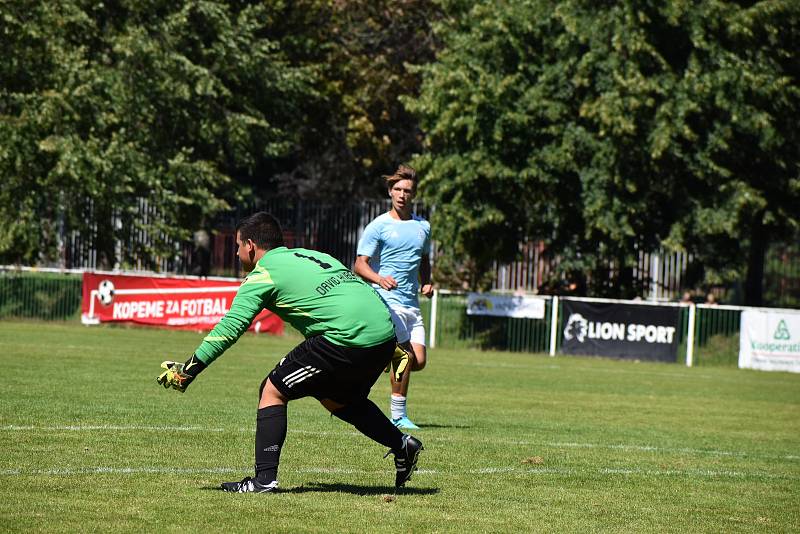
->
[236, 212, 285, 250]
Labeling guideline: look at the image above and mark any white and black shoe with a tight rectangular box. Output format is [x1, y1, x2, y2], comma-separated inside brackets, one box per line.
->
[220, 477, 279, 493]
[385, 434, 424, 488]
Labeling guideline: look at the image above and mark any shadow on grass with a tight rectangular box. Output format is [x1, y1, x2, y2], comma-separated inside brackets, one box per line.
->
[415, 423, 471, 429]
[202, 482, 439, 496]
[282, 482, 439, 495]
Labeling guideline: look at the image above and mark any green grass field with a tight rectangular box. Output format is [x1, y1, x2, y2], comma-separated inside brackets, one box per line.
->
[1, 321, 798, 533]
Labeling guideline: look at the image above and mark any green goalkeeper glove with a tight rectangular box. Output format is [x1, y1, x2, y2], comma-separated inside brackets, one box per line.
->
[389, 344, 411, 382]
[156, 354, 206, 393]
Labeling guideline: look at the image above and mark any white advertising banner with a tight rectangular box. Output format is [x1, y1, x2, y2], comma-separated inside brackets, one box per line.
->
[739, 309, 800, 373]
[466, 293, 546, 319]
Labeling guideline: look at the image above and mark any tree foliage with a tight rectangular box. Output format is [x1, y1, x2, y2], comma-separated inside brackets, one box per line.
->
[2, 0, 798, 303]
[0, 0, 442, 267]
[0, 0, 327, 267]
[408, 0, 800, 301]
[271, 0, 441, 199]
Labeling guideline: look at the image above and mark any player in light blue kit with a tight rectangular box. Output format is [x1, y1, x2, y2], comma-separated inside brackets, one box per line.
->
[355, 164, 433, 429]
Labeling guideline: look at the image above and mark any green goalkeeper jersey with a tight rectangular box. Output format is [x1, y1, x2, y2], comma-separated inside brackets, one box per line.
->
[194, 246, 395, 365]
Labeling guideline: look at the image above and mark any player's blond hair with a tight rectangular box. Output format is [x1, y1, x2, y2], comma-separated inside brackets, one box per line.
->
[384, 164, 418, 190]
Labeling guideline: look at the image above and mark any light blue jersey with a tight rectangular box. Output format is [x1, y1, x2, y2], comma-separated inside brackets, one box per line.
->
[357, 212, 431, 308]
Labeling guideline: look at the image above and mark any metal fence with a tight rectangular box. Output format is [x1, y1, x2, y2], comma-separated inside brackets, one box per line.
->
[492, 244, 694, 302]
[0, 269, 83, 321]
[57, 198, 423, 275]
[0, 268, 794, 369]
[40, 196, 800, 307]
[425, 292, 769, 367]
[58, 197, 195, 273]
[210, 199, 428, 274]
[764, 242, 800, 308]
[691, 304, 744, 367]
[424, 291, 553, 353]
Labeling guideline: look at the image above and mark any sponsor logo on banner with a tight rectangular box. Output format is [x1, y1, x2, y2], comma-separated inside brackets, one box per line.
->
[563, 313, 677, 344]
[739, 310, 800, 373]
[466, 293, 546, 319]
[560, 300, 680, 361]
[80, 272, 283, 334]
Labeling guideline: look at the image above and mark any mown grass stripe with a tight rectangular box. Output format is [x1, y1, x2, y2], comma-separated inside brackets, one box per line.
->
[0, 465, 795, 481]
[3, 425, 796, 461]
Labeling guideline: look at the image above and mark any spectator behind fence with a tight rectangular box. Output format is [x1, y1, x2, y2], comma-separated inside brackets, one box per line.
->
[191, 229, 211, 276]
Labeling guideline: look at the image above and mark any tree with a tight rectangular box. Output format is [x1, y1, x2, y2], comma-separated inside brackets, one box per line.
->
[0, 1, 446, 269]
[269, 0, 442, 200]
[407, 0, 800, 301]
[655, 1, 800, 305]
[0, 0, 324, 267]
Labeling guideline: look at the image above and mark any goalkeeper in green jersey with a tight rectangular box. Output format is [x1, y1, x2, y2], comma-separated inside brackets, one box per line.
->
[156, 212, 423, 493]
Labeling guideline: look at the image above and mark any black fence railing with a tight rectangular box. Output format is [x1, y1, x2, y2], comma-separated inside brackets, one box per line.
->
[26, 197, 800, 307]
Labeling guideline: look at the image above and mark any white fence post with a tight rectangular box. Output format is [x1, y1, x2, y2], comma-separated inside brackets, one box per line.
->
[549, 296, 559, 356]
[650, 253, 659, 300]
[686, 303, 696, 367]
[429, 289, 438, 349]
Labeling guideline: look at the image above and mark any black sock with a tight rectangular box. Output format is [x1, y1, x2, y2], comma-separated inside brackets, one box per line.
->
[332, 398, 404, 451]
[254, 404, 287, 484]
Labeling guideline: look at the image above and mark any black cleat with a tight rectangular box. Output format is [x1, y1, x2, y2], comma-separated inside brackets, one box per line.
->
[385, 434, 424, 488]
[220, 477, 279, 493]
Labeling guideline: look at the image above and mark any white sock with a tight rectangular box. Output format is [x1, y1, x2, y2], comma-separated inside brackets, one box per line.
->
[390, 395, 407, 420]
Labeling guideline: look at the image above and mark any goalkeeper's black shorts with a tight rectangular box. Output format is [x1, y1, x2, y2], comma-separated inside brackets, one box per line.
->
[268, 335, 396, 404]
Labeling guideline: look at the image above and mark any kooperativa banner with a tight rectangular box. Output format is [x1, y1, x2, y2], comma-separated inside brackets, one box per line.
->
[560, 299, 680, 361]
[739, 309, 800, 373]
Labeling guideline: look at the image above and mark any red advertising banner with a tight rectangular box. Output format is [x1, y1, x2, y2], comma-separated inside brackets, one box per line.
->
[81, 272, 283, 334]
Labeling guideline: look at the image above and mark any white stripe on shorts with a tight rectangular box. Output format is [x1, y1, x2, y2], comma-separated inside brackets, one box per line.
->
[284, 366, 322, 388]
